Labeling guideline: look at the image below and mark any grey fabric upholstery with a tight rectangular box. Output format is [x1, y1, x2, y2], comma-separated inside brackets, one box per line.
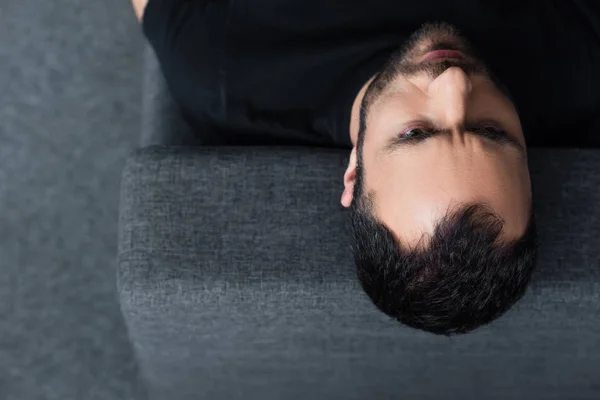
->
[117, 44, 600, 399]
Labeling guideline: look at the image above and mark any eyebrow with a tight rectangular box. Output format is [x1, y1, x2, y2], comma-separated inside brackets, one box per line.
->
[380, 122, 527, 159]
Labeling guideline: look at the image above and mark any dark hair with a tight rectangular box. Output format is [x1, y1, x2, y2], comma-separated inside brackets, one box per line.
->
[350, 186, 540, 336]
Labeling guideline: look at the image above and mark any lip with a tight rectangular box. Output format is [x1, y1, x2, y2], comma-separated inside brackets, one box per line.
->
[421, 50, 466, 62]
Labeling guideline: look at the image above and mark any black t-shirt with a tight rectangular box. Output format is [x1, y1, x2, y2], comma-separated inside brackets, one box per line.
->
[142, 0, 600, 148]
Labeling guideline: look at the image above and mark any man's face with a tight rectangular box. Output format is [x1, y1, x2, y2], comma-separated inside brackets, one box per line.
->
[341, 22, 532, 247]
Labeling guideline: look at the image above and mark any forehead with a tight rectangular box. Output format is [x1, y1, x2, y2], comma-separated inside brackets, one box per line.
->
[370, 160, 531, 247]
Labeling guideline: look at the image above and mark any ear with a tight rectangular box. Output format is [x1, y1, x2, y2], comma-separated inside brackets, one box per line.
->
[341, 146, 358, 208]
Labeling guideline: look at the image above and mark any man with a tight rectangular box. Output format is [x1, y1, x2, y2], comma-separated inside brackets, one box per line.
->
[131, 1, 600, 334]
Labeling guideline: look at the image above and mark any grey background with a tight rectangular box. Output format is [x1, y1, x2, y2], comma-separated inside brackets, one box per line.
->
[0, 0, 144, 398]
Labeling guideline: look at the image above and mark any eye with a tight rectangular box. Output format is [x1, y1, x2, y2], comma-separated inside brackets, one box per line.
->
[470, 122, 506, 134]
[478, 125, 500, 133]
[399, 127, 431, 139]
[473, 125, 507, 137]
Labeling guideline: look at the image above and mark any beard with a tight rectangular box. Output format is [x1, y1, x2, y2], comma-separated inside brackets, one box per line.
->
[360, 21, 516, 123]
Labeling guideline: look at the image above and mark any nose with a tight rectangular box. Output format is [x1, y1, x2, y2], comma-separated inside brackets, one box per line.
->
[427, 66, 472, 128]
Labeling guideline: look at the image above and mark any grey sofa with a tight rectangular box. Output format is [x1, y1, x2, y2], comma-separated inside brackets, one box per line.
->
[117, 44, 600, 400]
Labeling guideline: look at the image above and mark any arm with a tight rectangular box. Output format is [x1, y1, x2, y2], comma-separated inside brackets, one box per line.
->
[130, 0, 149, 22]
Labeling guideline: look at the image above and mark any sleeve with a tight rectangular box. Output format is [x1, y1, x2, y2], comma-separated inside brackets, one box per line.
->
[141, 0, 197, 55]
[579, 2, 600, 47]
[140, 0, 233, 145]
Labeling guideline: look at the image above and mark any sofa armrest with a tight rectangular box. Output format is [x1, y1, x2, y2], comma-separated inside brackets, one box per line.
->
[117, 145, 600, 400]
